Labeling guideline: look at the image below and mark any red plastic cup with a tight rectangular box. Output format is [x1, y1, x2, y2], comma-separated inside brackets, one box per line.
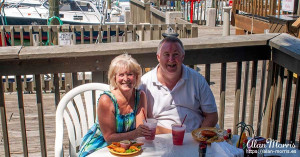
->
[143, 118, 157, 140]
[171, 124, 186, 145]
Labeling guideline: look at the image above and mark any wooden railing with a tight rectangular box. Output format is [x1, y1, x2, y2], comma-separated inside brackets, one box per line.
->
[130, 0, 167, 24]
[0, 24, 197, 94]
[0, 24, 197, 46]
[1, 33, 299, 156]
[231, 0, 300, 36]
[233, 0, 279, 17]
[148, 0, 232, 25]
[232, 0, 300, 17]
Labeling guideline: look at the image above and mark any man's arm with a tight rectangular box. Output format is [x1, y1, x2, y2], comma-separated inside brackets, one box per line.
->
[201, 112, 218, 127]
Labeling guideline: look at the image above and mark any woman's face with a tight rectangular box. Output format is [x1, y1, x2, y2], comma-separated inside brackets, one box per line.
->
[115, 68, 136, 92]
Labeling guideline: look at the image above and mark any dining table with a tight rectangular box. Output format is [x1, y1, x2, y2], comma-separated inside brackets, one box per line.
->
[88, 133, 201, 157]
[87, 133, 300, 157]
[88, 133, 239, 157]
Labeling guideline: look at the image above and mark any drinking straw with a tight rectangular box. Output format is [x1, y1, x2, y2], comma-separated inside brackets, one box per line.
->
[181, 114, 187, 127]
[142, 110, 147, 123]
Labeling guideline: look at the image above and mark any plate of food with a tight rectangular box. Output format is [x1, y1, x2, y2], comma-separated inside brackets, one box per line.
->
[191, 127, 225, 144]
[107, 140, 143, 156]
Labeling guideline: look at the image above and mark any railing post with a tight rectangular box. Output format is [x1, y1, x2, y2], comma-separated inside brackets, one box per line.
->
[1, 26, 6, 47]
[47, 26, 52, 46]
[35, 74, 47, 157]
[272, 65, 284, 140]
[130, 1, 135, 24]
[233, 62, 242, 135]
[145, 2, 151, 23]
[219, 63, 227, 130]
[89, 25, 93, 44]
[9, 26, 15, 46]
[256, 60, 267, 136]
[290, 77, 300, 144]
[20, 26, 24, 46]
[241, 61, 249, 122]
[0, 75, 10, 157]
[205, 64, 211, 84]
[191, 26, 198, 38]
[262, 61, 276, 138]
[80, 26, 84, 44]
[29, 26, 33, 46]
[16, 75, 28, 157]
[248, 61, 258, 137]
[54, 74, 60, 107]
[280, 71, 293, 143]
[222, 7, 231, 36]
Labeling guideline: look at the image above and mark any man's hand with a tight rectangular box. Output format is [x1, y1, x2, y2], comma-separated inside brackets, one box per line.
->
[201, 112, 218, 127]
[155, 125, 172, 134]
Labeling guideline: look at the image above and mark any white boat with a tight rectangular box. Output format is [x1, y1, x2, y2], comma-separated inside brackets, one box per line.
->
[1, 0, 106, 25]
[4, 0, 44, 7]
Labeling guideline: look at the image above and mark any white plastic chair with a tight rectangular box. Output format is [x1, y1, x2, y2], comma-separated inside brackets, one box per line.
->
[55, 83, 109, 157]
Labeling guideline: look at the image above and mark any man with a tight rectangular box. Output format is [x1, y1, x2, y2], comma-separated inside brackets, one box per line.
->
[139, 36, 218, 134]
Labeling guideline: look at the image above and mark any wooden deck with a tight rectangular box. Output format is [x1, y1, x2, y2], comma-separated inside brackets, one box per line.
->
[1, 26, 299, 156]
[1, 61, 299, 156]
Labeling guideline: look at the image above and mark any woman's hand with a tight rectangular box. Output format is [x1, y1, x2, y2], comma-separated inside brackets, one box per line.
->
[135, 124, 152, 138]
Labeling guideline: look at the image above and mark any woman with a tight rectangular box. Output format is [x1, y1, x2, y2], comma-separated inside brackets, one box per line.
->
[79, 54, 151, 156]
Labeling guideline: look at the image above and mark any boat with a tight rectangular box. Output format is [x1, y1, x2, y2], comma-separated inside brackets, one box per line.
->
[1, 0, 105, 25]
[0, 0, 123, 41]
[4, 0, 43, 7]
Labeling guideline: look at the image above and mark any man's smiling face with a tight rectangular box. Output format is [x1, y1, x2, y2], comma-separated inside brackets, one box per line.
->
[157, 41, 184, 74]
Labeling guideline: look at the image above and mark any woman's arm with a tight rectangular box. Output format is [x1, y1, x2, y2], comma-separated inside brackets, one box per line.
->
[135, 91, 147, 127]
[98, 93, 151, 142]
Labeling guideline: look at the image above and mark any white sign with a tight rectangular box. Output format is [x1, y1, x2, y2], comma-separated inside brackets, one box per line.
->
[282, 0, 294, 12]
[58, 32, 75, 45]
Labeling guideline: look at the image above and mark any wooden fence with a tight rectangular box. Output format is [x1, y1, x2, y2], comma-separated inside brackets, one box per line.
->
[0, 24, 197, 45]
[179, 0, 231, 24]
[231, 0, 300, 35]
[0, 32, 299, 156]
[131, 0, 232, 25]
[130, 0, 167, 24]
[232, 0, 300, 17]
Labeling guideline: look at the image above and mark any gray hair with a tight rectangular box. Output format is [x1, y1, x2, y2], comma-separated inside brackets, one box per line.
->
[156, 36, 185, 55]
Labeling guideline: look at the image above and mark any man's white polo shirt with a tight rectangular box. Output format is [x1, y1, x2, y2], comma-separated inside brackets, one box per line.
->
[139, 64, 217, 132]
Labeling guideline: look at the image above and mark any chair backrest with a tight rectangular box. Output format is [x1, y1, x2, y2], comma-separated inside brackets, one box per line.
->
[55, 83, 109, 157]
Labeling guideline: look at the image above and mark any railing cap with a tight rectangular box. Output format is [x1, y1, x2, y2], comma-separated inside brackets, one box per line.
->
[0, 46, 22, 60]
[4, 33, 279, 60]
[269, 33, 300, 61]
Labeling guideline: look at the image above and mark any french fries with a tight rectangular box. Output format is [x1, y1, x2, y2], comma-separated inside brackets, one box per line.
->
[107, 141, 143, 154]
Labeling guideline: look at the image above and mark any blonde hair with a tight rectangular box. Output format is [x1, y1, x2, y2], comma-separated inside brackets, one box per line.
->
[108, 54, 142, 89]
